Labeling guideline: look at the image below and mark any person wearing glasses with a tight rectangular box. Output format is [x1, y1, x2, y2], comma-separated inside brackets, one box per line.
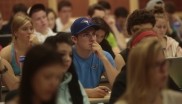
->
[70, 17, 118, 98]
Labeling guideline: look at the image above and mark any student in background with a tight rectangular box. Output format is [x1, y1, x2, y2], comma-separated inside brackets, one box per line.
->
[0, 13, 38, 76]
[46, 8, 57, 32]
[110, 9, 157, 104]
[114, 7, 129, 38]
[56, 0, 73, 32]
[19, 45, 65, 104]
[0, 3, 27, 34]
[92, 17, 124, 71]
[28, 4, 56, 43]
[44, 32, 90, 104]
[98, 0, 111, 17]
[71, 17, 118, 98]
[88, 4, 126, 52]
[116, 39, 182, 104]
[152, 7, 182, 57]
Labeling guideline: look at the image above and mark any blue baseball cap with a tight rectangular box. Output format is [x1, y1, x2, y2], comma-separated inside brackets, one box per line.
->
[71, 17, 98, 35]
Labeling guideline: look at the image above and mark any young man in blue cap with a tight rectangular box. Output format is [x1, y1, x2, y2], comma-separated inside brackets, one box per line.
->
[71, 17, 118, 98]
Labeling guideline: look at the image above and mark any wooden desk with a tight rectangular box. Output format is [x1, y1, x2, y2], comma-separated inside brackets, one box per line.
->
[89, 94, 110, 104]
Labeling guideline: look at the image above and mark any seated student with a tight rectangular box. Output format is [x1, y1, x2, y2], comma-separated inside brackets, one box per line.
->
[114, 7, 129, 36]
[152, 7, 182, 57]
[0, 13, 38, 76]
[110, 9, 180, 104]
[19, 45, 65, 104]
[92, 17, 124, 71]
[116, 39, 182, 104]
[56, 0, 74, 32]
[88, 4, 126, 53]
[28, 4, 56, 43]
[46, 8, 57, 32]
[44, 32, 90, 104]
[70, 17, 118, 98]
[110, 9, 157, 104]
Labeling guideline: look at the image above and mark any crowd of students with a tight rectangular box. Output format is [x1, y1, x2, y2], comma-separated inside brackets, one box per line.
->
[0, 0, 182, 104]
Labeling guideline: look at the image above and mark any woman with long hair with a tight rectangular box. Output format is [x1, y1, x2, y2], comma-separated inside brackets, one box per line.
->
[92, 17, 124, 71]
[19, 45, 65, 104]
[116, 39, 182, 104]
[0, 13, 38, 75]
[152, 7, 182, 57]
[44, 32, 89, 104]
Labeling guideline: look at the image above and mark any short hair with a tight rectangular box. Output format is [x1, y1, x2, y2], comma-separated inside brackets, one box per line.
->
[12, 3, 27, 15]
[44, 32, 73, 50]
[114, 7, 129, 18]
[126, 9, 156, 35]
[58, 0, 72, 12]
[88, 4, 105, 17]
[28, 4, 46, 17]
[98, 0, 111, 10]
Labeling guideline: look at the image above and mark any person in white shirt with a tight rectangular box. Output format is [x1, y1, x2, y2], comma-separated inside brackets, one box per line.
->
[56, 0, 74, 32]
[28, 4, 56, 43]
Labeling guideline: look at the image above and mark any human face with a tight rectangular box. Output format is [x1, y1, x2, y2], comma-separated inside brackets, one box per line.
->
[92, 10, 106, 19]
[31, 10, 48, 32]
[73, 28, 96, 51]
[57, 43, 72, 71]
[96, 29, 105, 43]
[47, 12, 56, 30]
[15, 21, 34, 44]
[59, 6, 72, 21]
[153, 18, 168, 37]
[32, 64, 64, 102]
[150, 50, 168, 89]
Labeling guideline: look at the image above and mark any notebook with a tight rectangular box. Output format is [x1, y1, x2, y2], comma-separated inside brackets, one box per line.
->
[167, 57, 182, 88]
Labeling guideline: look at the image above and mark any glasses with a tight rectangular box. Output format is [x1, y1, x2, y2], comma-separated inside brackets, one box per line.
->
[79, 31, 96, 39]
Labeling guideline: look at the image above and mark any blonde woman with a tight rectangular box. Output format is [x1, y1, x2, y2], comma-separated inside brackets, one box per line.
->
[152, 7, 182, 57]
[0, 13, 38, 76]
[116, 39, 182, 104]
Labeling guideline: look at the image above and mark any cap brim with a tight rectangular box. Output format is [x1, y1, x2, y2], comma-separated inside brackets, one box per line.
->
[76, 24, 99, 35]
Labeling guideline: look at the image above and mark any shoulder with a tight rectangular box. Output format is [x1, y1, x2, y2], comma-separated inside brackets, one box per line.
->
[163, 90, 182, 103]
[103, 51, 113, 58]
[0, 45, 11, 62]
[166, 36, 179, 47]
[163, 90, 182, 97]
[115, 100, 127, 104]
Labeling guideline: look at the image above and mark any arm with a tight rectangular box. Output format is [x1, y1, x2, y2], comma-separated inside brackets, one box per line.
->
[85, 86, 110, 98]
[0, 57, 19, 90]
[114, 53, 125, 71]
[105, 17, 126, 50]
[92, 41, 118, 87]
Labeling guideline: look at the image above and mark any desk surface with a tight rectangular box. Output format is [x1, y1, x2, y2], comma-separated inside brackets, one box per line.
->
[89, 94, 110, 104]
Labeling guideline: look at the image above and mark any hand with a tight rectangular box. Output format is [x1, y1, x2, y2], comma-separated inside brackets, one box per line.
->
[29, 34, 40, 45]
[104, 16, 116, 28]
[92, 41, 105, 59]
[86, 86, 110, 98]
